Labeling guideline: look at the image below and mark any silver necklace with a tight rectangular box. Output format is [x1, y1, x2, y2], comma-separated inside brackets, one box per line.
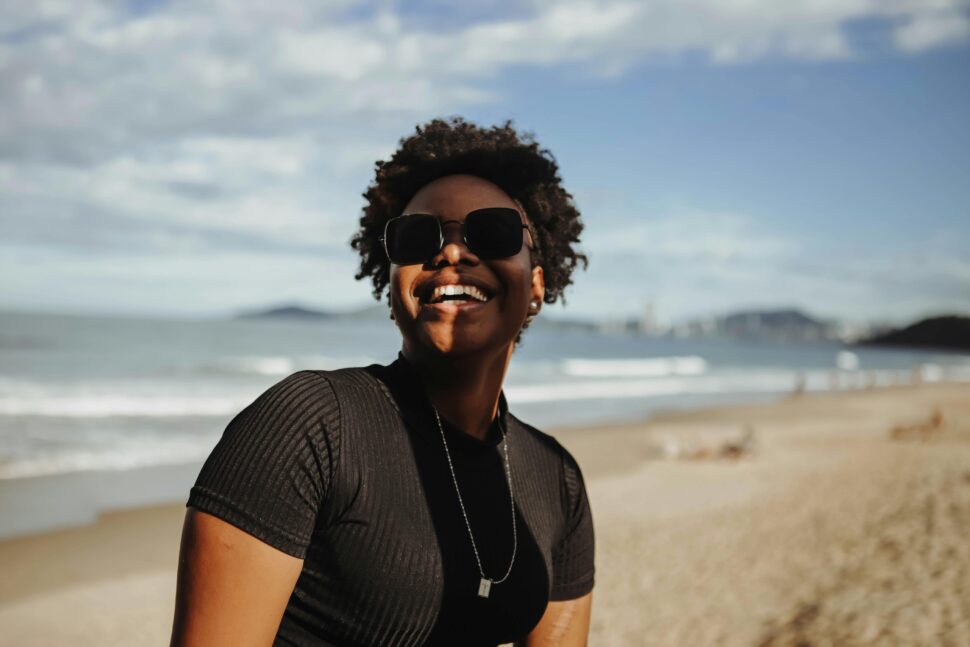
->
[432, 407, 517, 599]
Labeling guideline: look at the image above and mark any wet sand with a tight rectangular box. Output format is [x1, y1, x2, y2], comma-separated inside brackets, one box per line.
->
[1, 382, 968, 646]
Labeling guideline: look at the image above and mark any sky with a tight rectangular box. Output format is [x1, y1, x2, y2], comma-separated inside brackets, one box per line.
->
[2, 0, 969, 326]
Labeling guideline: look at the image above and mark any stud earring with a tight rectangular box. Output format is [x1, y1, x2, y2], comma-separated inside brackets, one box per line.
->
[525, 300, 540, 324]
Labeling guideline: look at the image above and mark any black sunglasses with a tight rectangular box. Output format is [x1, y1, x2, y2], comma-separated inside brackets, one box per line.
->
[381, 207, 531, 265]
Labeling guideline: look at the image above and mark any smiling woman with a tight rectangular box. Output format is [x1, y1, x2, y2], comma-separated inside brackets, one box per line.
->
[390, 175, 543, 359]
[171, 118, 593, 647]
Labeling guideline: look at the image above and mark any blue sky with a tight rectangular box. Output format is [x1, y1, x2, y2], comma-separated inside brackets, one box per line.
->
[2, 0, 969, 325]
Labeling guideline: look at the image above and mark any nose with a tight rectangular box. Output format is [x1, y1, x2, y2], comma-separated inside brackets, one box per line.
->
[434, 220, 479, 267]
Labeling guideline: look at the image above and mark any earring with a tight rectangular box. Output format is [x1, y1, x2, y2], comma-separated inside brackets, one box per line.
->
[525, 300, 540, 324]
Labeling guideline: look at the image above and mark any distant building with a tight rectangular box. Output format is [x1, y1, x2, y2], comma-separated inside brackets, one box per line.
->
[638, 302, 660, 335]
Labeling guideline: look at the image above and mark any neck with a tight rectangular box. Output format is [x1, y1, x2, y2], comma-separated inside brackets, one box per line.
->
[402, 343, 514, 441]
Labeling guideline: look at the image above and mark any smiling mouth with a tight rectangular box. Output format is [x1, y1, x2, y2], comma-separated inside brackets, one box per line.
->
[420, 284, 492, 306]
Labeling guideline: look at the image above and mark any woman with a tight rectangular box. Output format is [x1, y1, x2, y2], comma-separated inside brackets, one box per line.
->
[171, 118, 594, 646]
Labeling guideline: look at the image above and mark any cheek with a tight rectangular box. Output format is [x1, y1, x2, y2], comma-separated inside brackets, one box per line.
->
[497, 260, 535, 307]
[388, 269, 414, 322]
[389, 267, 412, 302]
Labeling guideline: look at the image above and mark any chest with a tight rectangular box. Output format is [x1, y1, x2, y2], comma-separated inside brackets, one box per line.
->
[297, 396, 564, 645]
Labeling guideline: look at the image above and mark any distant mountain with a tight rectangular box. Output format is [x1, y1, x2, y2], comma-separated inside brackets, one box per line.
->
[236, 304, 336, 320]
[719, 309, 832, 342]
[860, 315, 970, 352]
[664, 308, 834, 342]
[235, 303, 388, 321]
[722, 309, 820, 329]
[232, 303, 869, 345]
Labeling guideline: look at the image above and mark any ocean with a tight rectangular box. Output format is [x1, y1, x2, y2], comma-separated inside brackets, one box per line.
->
[2, 308, 968, 537]
[4, 307, 969, 479]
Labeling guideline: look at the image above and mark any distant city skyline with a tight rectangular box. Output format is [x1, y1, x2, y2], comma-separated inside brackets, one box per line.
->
[3, 1, 969, 326]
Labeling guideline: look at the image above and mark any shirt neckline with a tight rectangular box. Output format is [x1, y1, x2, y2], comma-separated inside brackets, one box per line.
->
[387, 352, 508, 450]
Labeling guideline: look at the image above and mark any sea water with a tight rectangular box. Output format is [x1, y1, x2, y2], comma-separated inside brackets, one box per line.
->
[3, 308, 969, 481]
[3, 308, 970, 538]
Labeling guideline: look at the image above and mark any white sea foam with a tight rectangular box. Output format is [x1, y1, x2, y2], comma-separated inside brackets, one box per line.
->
[0, 394, 244, 417]
[208, 355, 295, 376]
[561, 356, 708, 378]
[920, 363, 944, 382]
[0, 438, 214, 479]
[836, 350, 859, 371]
[3, 362, 967, 419]
[507, 372, 796, 404]
[200, 354, 381, 376]
[506, 367, 970, 404]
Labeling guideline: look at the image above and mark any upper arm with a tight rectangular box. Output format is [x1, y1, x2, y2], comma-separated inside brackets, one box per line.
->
[170, 508, 305, 647]
[518, 592, 593, 647]
[521, 443, 595, 646]
[550, 444, 595, 600]
[172, 371, 339, 646]
[186, 371, 339, 558]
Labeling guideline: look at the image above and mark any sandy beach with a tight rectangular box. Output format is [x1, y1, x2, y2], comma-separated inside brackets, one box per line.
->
[1, 381, 968, 646]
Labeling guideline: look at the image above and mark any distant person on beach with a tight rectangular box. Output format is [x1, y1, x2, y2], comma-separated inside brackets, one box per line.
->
[170, 118, 595, 646]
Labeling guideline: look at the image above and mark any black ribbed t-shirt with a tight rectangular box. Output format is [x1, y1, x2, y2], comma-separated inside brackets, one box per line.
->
[187, 354, 595, 646]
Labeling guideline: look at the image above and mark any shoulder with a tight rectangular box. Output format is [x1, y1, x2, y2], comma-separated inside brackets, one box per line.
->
[252, 369, 335, 405]
[248, 367, 381, 418]
[244, 366, 401, 444]
[234, 370, 336, 429]
[216, 369, 357, 457]
[507, 413, 584, 480]
[508, 413, 590, 504]
[507, 413, 570, 459]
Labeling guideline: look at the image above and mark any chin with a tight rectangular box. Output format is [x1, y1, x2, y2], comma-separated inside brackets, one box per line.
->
[424, 330, 490, 356]
[411, 322, 511, 358]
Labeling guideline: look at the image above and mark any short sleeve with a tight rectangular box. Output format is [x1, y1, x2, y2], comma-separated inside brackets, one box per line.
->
[549, 444, 595, 600]
[187, 370, 339, 558]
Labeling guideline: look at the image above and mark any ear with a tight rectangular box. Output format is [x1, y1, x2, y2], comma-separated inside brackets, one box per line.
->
[530, 264, 545, 307]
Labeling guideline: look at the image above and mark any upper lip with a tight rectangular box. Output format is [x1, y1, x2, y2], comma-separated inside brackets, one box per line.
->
[415, 274, 497, 304]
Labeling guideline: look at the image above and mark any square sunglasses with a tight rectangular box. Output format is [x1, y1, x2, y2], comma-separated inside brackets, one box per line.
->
[381, 207, 532, 265]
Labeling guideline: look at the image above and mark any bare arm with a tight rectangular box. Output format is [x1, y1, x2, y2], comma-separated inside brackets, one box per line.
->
[517, 592, 593, 647]
[170, 508, 305, 647]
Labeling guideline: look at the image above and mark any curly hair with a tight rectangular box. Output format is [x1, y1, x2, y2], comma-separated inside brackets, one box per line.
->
[350, 117, 588, 309]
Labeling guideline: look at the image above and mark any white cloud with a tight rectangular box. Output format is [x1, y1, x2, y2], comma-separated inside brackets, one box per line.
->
[586, 210, 793, 263]
[1, 0, 969, 319]
[275, 30, 387, 80]
[3, 0, 968, 165]
[1, 243, 366, 317]
[893, 9, 970, 51]
[563, 202, 970, 323]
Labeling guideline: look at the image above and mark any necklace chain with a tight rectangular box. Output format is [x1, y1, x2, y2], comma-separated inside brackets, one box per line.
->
[432, 407, 517, 594]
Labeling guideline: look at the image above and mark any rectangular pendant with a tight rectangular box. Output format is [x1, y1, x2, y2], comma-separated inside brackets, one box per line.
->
[478, 578, 492, 598]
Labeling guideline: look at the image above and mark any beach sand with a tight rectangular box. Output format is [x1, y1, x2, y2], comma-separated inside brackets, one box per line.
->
[1, 382, 968, 646]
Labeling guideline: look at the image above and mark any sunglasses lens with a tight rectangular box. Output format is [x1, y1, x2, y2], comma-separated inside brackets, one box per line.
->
[465, 208, 523, 259]
[386, 215, 440, 264]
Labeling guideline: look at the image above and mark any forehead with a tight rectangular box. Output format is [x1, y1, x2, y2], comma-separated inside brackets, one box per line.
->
[402, 174, 519, 217]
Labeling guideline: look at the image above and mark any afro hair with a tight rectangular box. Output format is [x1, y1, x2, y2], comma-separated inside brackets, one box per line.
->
[350, 117, 588, 311]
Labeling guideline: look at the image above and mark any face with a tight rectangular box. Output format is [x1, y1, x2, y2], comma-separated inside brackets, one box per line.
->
[388, 174, 544, 358]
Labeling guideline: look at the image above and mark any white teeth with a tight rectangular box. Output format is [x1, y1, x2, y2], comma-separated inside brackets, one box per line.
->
[429, 284, 488, 303]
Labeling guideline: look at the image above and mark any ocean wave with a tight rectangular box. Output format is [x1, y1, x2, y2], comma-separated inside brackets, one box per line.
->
[197, 354, 380, 376]
[507, 373, 792, 404]
[3, 366, 968, 479]
[0, 394, 243, 417]
[506, 367, 969, 404]
[2, 363, 966, 419]
[561, 356, 708, 378]
[0, 439, 213, 479]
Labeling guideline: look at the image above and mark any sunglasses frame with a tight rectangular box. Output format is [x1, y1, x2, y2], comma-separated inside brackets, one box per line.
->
[380, 207, 533, 265]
